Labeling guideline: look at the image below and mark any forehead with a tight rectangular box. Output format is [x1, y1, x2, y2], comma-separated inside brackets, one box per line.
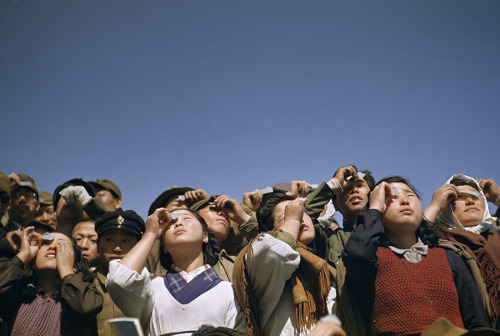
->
[73, 221, 96, 234]
[388, 182, 414, 193]
[50, 233, 72, 244]
[272, 200, 291, 216]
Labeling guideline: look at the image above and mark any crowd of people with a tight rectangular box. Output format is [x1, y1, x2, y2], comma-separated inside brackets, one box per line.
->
[0, 166, 499, 336]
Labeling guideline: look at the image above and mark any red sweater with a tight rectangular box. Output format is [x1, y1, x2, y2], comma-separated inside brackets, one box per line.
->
[371, 247, 463, 335]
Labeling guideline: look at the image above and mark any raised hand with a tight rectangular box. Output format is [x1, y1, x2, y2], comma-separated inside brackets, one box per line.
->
[369, 182, 393, 213]
[242, 189, 263, 212]
[17, 226, 42, 264]
[287, 181, 312, 198]
[215, 195, 250, 225]
[184, 189, 209, 205]
[424, 184, 458, 222]
[146, 207, 173, 238]
[334, 166, 359, 191]
[477, 179, 500, 203]
[55, 238, 75, 278]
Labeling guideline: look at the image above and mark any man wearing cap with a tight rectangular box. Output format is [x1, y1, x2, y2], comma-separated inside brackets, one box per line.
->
[33, 191, 58, 230]
[89, 179, 122, 210]
[53, 178, 113, 235]
[146, 186, 209, 276]
[1, 174, 40, 239]
[93, 209, 145, 336]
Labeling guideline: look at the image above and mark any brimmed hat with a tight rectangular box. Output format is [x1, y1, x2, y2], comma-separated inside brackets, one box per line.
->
[0, 171, 10, 196]
[190, 196, 219, 213]
[88, 179, 121, 198]
[38, 191, 53, 206]
[53, 178, 95, 208]
[95, 209, 145, 237]
[14, 174, 38, 194]
[29, 220, 55, 234]
[148, 186, 194, 215]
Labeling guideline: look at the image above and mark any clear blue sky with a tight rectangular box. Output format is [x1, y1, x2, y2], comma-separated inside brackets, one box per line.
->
[1, 0, 499, 220]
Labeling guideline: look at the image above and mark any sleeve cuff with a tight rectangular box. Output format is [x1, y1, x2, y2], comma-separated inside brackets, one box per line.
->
[326, 178, 343, 195]
[275, 230, 297, 249]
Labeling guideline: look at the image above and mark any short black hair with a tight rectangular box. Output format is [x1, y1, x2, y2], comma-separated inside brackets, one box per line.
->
[256, 192, 295, 232]
[449, 176, 479, 191]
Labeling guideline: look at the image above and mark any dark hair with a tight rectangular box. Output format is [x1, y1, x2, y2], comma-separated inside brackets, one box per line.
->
[159, 209, 220, 269]
[331, 165, 375, 201]
[449, 176, 480, 191]
[376, 176, 441, 247]
[0, 190, 9, 204]
[22, 232, 93, 299]
[256, 193, 295, 232]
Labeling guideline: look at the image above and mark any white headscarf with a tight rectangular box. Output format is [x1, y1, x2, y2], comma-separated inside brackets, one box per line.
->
[437, 174, 497, 234]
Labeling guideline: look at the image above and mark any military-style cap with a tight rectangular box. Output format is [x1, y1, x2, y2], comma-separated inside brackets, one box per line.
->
[148, 186, 194, 215]
[95, 209, 145, 237]
[0, 171, 10, 196]
[271, 183, 291, 193]
[29, 220, 55, 234]
[88, 179, 122, 198]
[53, 178, 95, 208]
[190, 195, 219, 213]
[13, 174, 38, 194]
[38, 191, 53, 206]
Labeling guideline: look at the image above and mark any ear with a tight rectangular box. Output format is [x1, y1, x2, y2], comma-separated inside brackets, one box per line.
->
[202, 232, 209, 244]
[115, 198, 123, 209]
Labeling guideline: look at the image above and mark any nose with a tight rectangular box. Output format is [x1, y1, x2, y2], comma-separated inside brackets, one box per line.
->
[113, 245, 123, 253]
[400, 195, 410, 205]
[217, 209, 227, 218]
[465, 196, 475, 205]
[80, 238, 90, 250]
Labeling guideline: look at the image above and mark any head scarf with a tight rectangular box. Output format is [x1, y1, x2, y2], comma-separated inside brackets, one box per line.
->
[437, 174, 497, 234]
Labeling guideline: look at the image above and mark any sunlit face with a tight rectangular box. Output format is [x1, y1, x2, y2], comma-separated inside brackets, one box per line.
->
[161, 210, 208, 253]
[272, 200, 315, 246]
[451, 185, 486, 227]
[34, 204, 58, 229]
[72, 221, 100, 267]
[9, 188, 39, 224]
[197, 205, 230, 243]
[382, 182, 422, 235]
[34, 233, 74, 272]
[334, 179, 371, 221]
[98, 229, 139, 265]
[96, 189, 122, 210]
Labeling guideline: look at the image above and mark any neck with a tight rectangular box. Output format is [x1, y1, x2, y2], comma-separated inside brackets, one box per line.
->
[37, 270, 62, 294]
[170, 247, 205, 273]
[387, 232, 417, 249]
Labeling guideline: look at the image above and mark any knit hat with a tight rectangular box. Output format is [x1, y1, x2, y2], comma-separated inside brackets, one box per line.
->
[95, 209, 145, 237]
[88, 179, 121, 198]
[148, 186, 194, 215]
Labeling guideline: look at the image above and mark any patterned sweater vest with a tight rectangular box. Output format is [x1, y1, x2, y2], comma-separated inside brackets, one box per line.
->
[371, 247, 463, 336]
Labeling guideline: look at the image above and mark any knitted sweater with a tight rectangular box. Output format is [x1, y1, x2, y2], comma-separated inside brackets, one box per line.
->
[371, 247, 463, 335]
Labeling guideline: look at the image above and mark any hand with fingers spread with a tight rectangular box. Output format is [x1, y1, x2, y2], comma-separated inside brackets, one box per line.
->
[16, 226, 42, 264]
[424, 184, 458, 223]
[184, 189, 209, 206]
[215, 195, 251, 225]
[334, 166, 359, 191]
[477, 179, 500, 203]
[287, 180, 312, 198]
[243, 189, 263, 212]
[55, 238, 76, 278]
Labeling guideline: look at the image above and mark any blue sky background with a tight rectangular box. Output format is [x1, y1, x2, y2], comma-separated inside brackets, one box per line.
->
[1, 0, 499, 221]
